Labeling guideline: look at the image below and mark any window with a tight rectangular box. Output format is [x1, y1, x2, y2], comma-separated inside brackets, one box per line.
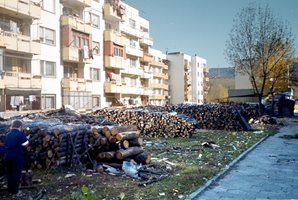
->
[92, 96, 100, 108]
[89, 13, 100, 28]
[42, 0, 55, 13]
[42, 95, 56, 109]
[40, 60, 56, 77]
[130, 59, 136, 68]
[40, 27, 55, 45]
[92, 41, 100, 55]
[114, 47, 123, 57]
[90, 68, 100, 81]
[129, 39, 136, 48]
[129, 19, 136, 29]
[105, 23, 112, 30]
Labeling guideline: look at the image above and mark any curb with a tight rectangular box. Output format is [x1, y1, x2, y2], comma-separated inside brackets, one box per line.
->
[186, 135, 270, 200]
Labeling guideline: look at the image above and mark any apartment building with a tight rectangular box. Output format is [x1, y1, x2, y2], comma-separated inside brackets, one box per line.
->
[167, 52, 208, 104]
[60, 0, 105, 111]
[191, 56, 208, 104]
[149, 48, 169, 106]
[0, 0, 42, 112]
[103, 0, 160, 107]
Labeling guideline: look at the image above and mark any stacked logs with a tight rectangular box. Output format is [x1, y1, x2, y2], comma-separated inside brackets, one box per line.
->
[88, 125, 150, 164]
[0, 118, 150, 169]
[96, 103, 258, 132]
[94, 108, 199, 138]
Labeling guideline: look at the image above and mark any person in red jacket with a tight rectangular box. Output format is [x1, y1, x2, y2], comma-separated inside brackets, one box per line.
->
[5, 120, 29, 196]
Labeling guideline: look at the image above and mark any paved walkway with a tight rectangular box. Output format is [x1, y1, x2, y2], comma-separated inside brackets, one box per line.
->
[188, 120, 298, 200]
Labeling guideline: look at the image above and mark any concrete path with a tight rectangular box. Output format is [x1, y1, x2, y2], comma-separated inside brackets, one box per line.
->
[188, 120, 298, 200]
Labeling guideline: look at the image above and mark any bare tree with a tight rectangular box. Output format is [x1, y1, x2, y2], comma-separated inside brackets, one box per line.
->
[226, 3, 295, 114]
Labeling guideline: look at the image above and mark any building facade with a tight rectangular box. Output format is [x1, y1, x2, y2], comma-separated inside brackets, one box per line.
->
[0, 0, 208, 112]
[167, 52, 208, 104]
[0, 0, 43, 112]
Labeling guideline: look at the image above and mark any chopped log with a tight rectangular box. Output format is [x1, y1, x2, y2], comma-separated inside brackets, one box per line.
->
[115, 147, 144, 160]
[111, 125, 139, 136]
[116, 131, 140, 141]
[128, 138, 143, 147]
[134, 151, 151, 164]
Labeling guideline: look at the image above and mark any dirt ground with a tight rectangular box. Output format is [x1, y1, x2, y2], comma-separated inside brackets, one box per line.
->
[0, 122, 280, 200]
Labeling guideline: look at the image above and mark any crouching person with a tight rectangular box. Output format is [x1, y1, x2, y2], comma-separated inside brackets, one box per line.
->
[5, 120, 29, 197]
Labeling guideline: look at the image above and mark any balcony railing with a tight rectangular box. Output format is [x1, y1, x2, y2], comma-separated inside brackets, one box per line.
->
[0, 30, 40, 54]
[139, 36, 153, 46]
[151, 94, 165, 100]
[104, 81, 122, 93]
[126, 46, 143, 57]
[140, 54, 153, 63]
[62, 78, 92, 92]
[2, 72, 41, 89]
[203, 67, 209, 73]
[62, 47, 91, 63]
[121, 85, 143, 95]
[104, 56, 125, 69]
[104, 30, 125, 46]
[121, 67, 143, 76]
[61, 0, 91, 7]
[103, 3, 125, 22]
[153, 72, 168, 79]
[150, 83, 168, 90]
[61, 15, 92, 34]
[140, 72, 152, 79]
[151, 60, 168, 69]
[0, 0, 41, 19]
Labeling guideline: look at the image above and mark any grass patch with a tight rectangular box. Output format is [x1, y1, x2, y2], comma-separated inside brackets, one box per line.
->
[8, 130, 274, 200]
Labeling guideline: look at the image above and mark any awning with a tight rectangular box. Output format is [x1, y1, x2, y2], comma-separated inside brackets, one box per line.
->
[5, 88, 41, 95]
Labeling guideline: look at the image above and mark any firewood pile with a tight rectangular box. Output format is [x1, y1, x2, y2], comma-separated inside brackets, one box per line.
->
[0, 110, 150, 169]
[94, 108, 199, 138]
[91, 104, 260, 133]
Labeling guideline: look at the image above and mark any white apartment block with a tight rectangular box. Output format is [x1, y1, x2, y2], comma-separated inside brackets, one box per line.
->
[149, 48, 169, 106]
[0, 0, 195, 112]
[0, 0, 106, 112]
[167, 52, 208, 104]
[191, 56, 207, 104]
[103, 0, 167, 107]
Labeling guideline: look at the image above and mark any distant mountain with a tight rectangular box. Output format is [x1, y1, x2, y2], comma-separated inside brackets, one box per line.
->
[209, 67, 235, 79]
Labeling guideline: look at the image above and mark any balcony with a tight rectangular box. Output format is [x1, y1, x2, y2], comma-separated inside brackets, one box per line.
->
[150, 83, 168, 90]
[0, 31, 40, 54]
[141, 87, 153, 96]
[104, 30, 125, 46]
[3, 72, 42, 89]
[104, 56, 125, 69]
[140, 54, 153, 63]
[62, 47, 91, 63]
[126, 46, 143, 57]
[153, 72, 168, 80]
[0, 0, 41, 19]
[61, 15, 92, 34]
[62, 78, 92, 92]
[151, 94, 165, 100]
[60, 0, 91, 7]
[140, 36, 153, 46]
[121, 67, 143, 76]
[104, 3, 125, 22]
[141, 72, 152, 79]
[151, 60, 168, 69]
[121, 25, 141, 38]
[204, 77, 209, 82]
[184, 63, 191, 70]
[104, 81, 122, 93]
[121, 85, 142, 95]
[203, 67, 209, 73]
